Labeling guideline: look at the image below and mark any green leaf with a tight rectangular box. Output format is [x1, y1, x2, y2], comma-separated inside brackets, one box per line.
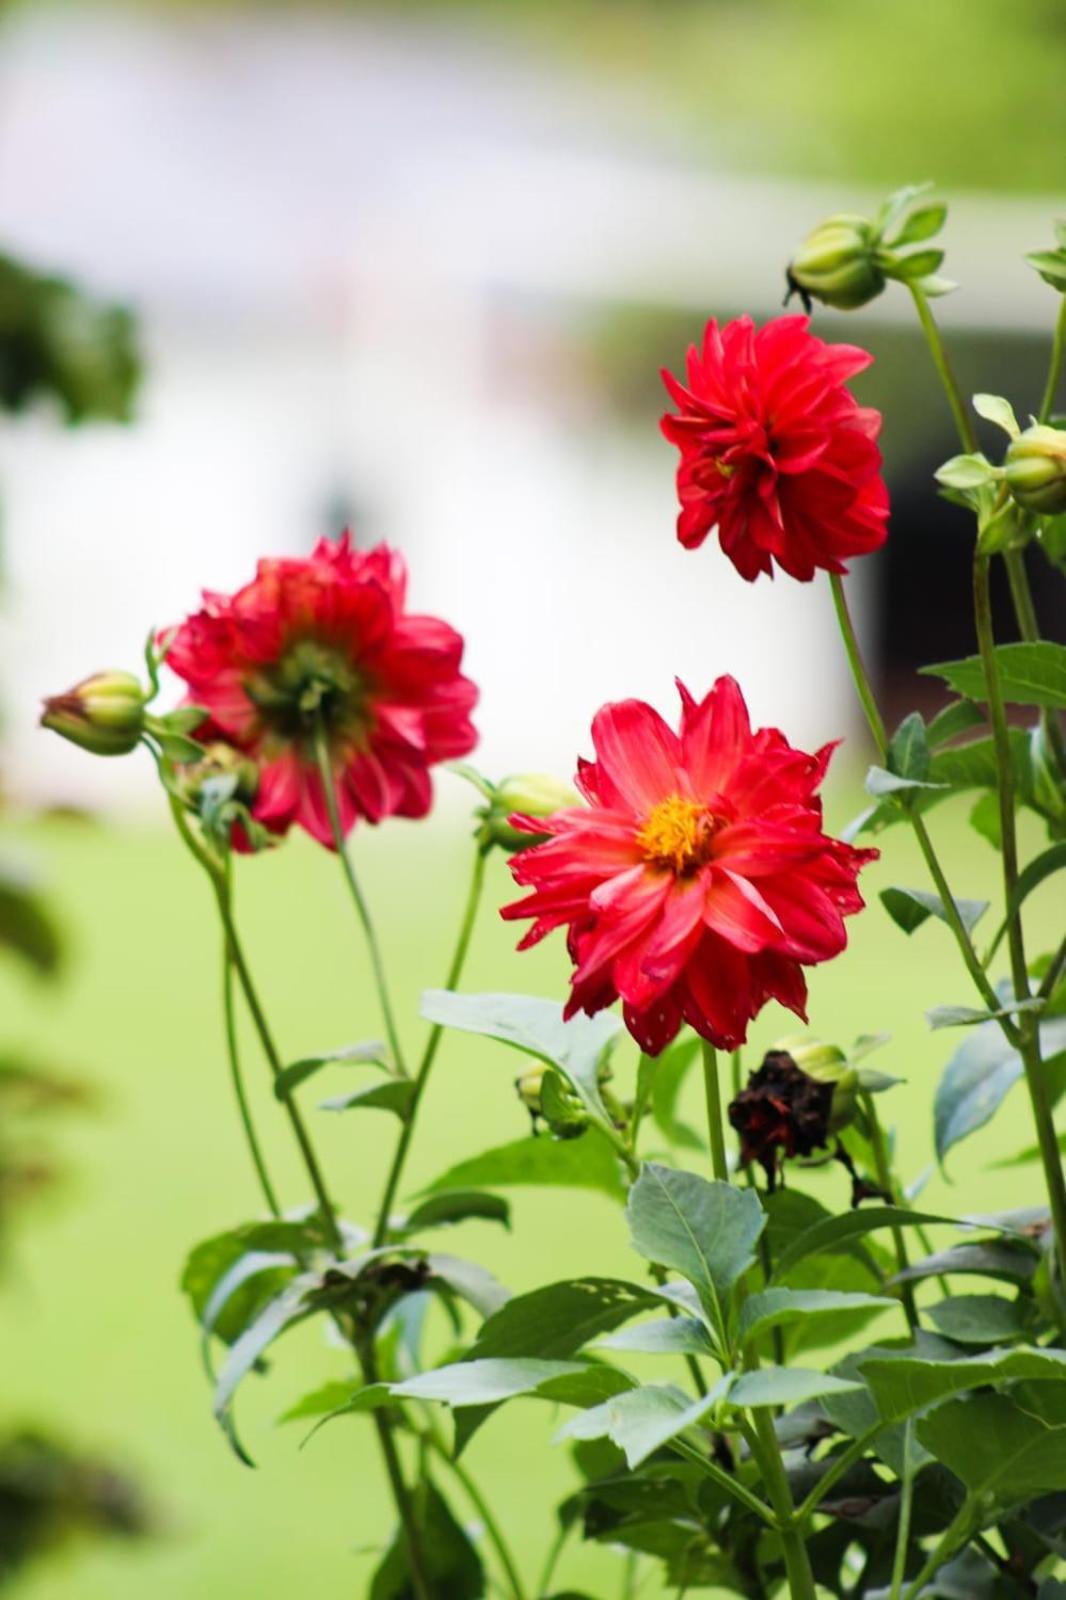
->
[925, 1293, 1030, 1345]
[972, 393, 1020, 437]
[862, 1345, 1066, 1425]
[968, 792, 1001, 848]
[894, 1239, 1039, 1285]
[991, 1129, 1066, 1169]
[318, 1080, 416, 1117]
[880, 885, 988, 938]
[213, 1276, 317, 1456]
[370, 1480, 484, 1600]
[934, 1012, 1066, 1162]
[984, 842, 1066, 965]
[926, 698, 985, 747]
[392, 1357, 589, 1406]
[875, 181, 933, 235]
[278, 1379, 363, 1423]
[181, 1221, 315, 1349]
[155, 730, 206, 763]
[865, 765, 945, 798]
[626, 1163, 764, 1339]
[922, 643, 1066, 711]
[977, 502, 1026, 556]
[398, 1191, 511, 1236]
[425, 1254, 510, 1319]
[273, 1041, 388, 1099]
[934, 452, 996, 491]
[771, 1207, 955, 1282]
[887, 712, 930, 782]
[918, 1391, 1066, 1512]
[893, 247, 945, 280]
[556, 1383, 697, 1469]
[647, 1035, 703, 1150]
[926, 999, 1044, 1030]
[596, 1318, 716, 1358]
[726, 1367, 860, 1410]
[468, 1278, 663, 1361]
[888, 200, 946, 246]
[421, 1129, 625, 1200]
[1027, 248, 1066, 292]
[0, 863, 64, 975]
[737, 1288, 895, 1349]
[419, 990, 620, 1127]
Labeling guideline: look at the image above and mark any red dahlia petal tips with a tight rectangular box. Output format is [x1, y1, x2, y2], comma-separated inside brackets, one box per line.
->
[163, 531, 478, 848]
[660, 314, 889, 583]
[501, 676, 876, 1055]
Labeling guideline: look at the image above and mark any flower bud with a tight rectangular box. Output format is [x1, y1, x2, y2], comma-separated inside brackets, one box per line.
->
[181, 742, 260, 808]
[40, 671, 146, 757]
[481, 773, 580, 853]
[1005, 424, 1066, 515]
[786, 215, 885, 311]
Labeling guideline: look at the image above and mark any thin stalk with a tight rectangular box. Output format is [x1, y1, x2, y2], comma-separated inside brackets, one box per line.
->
[1002, 547, 1066, 771]
[373, 844, 489, 1247]
[829, 574, 1015, 1028]
[700, 1041, 729, 1184]
[861, 1092, 919, 1334]
[1038, 932, 1066, 1003]
[907, 283, 978, 453]
[361, 1345, 433, 1600]
[794, 1424, 885, 1528]
[901, 1498, 976, 1600]
[421, 1424, 527, 1600]
[222, 945, 281, 1217]
[748, 1409, 818, 1600]
[312, 721, 409, 1077]
[536, 1521, 572, 1597]
[621, 1550, 639, 1599]
[1039, 296, 1066, 422]
[668, 1435, 777, 1527]
[973, 554, 1066, 1272]
[888, 1421, 916, 1600]
[730, 1048, 743, 1099]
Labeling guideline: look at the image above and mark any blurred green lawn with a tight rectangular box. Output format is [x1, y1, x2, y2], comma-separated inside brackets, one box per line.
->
[1, 775, 1056, 1597]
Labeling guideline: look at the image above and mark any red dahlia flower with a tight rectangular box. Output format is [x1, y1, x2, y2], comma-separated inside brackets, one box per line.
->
[502, 677, 875, 1055]
[660, 315, 889, 582]
[164, 534, 478, 847]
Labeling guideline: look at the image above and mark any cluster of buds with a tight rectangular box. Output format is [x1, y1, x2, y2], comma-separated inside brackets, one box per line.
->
[515, 1057, 624, 1141]
[728, 1037, 858, 1191]
[786, 183, 952, 314]
[450, 764, 580, 854]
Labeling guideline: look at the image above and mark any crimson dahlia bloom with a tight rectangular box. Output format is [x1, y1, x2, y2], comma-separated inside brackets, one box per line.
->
[660, 315, 889, 582]
[164, 534, 478, 847]
[502, 677, 874, 1055]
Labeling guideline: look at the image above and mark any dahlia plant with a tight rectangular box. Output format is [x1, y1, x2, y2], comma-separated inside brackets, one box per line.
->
[43, 184, 1066, 1599]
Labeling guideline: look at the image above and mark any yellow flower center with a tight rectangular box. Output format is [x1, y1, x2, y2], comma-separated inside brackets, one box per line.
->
[636, 794, 718, 875]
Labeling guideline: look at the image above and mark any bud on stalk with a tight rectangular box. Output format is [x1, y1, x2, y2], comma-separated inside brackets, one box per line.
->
[786, 215, 885, 311]
[1005, 423, 1066, 515]
[481, 772, 580, 852]
[40, 671, 146, 757]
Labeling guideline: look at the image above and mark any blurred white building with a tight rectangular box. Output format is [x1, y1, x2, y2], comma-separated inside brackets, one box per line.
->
[0, 7, 1057, 809]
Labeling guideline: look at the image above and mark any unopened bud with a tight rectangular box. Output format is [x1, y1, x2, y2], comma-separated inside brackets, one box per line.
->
[41, 671, 146, 757]
[1005, 424, 1066, 515]
[786, 215, 885, 311]
[481, 773, 580, 852]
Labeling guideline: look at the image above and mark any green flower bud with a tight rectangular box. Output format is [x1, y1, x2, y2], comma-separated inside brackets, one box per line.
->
[515, 1063, 547, 1116]
[40, 670, 146, 757]
[786, 215, 885, 311]
[480, 772, 580, 853]
[1005, 424, 1066, 515]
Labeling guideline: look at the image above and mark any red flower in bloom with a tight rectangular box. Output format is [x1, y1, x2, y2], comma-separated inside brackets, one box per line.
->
[502, 677, 875, 1055]
[660, 315, 889, 582]
[164, 534, 478, 847]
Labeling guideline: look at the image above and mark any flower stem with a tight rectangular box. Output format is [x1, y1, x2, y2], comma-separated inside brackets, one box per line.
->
[901, 1498, 976, 1600]
[888, 1421, 916, 1600]
[1039, 295, 1066, 422]
[860, 1091, 919, 1334]
[700, 1040, 729, 1184]
[312, 721, 409, 1078]
[536, 1521, 572, 1597]
[222, 942, 282, 1218]
[828, 573, 1011, 1025]
[907, 283, 978, 454]
[421, 1424, 527, 1600]
[372, 843, 489, 1247]
[972, 553, 1066, 1273]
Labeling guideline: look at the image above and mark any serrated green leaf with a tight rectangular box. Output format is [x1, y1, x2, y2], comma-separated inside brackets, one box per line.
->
[392, 1356, 588, 1406]
[422, 1128, 625, 1199]
[555, 1383, 698, 1469]
[596, 1317, 715, 1357]
[926, 698, 985, 747]
[726, 1367, 860, 1410]
[887, 711, 930, 782]
[397, 1190, 510, 1236]
[274, 1040, 389, 1099]
[894, 1239, 1039, 1285]
[925, 1293, 1030, 1345]
[862, 1344, 1066, 1426]
[934, 1012, 1066, 1162]
[771, 1207, 955, 1283]
[318, 1079, 416, 1117]
[918, 1391, 1066, 1512]
[922, 643, 1066, 710]
[468, 1277, 662, 1361]
[626, 1164, 764, 1340]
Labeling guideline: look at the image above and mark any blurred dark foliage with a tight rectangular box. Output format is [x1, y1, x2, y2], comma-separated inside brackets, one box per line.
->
[0, 253, 140, 425]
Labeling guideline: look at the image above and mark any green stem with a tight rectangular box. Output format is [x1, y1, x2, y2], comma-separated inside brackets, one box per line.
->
[536, 1521, 572, 1597]
[901, 1498, 976, 1600]
[361, 1345, 434, 1600]
[621, 1550, 639, 1599]
[421, 1423, 527, 1600]
[888, 1421, 916, 1600]
[1039, 295, 1066, 422]
[372, 845, 489, 1247]
[222, 943, 282, 1218]
[829, 573, 1015, 1029]
[794, 1424, 884, 1528]
[700, 1040, 729, 1184]
[861, 1092, 919, 1334]
[748, 1409, 817, 1600]
[973, 554, 1066, 1274]
[1002, 547, 1066, 771]
[908, 282, 978, 453]
[312, 721, 409, 1078]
